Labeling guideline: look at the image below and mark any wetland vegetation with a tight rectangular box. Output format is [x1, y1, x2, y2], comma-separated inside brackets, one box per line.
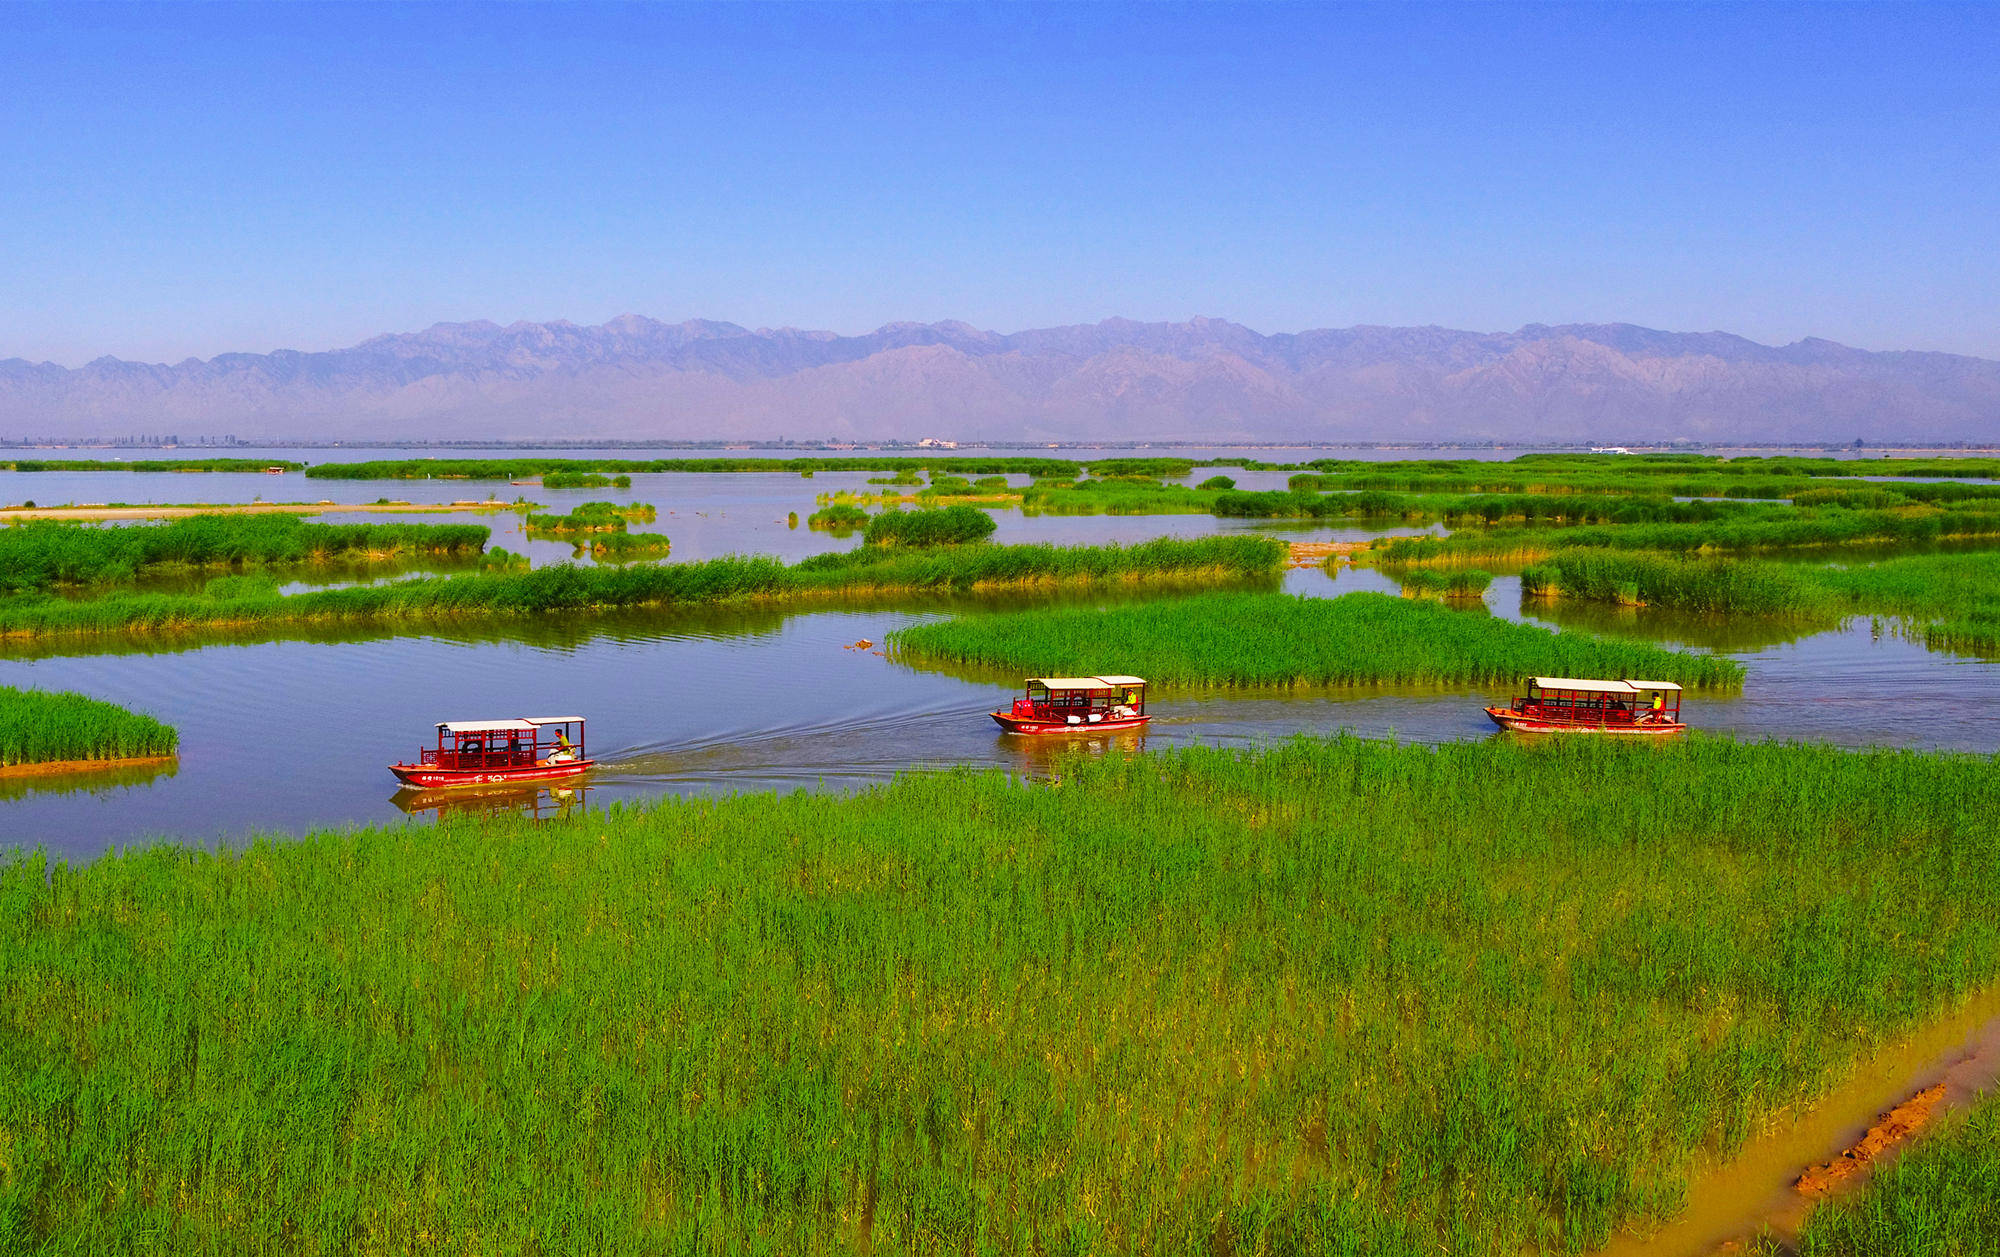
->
[0, 684, 177, 767]
[0, 536, 1285, 642]
[890, 590, 1743, 689]
[519, 500, 659, 538]
[0, 458, 306, 473]
[862, 504, 998, 546]
[0, 515, 490, 595]
[539, 471, 632, 489]
[4, 735, 1998, 1252]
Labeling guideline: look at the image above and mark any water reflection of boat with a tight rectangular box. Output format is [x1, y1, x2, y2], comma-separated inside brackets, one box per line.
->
[391, 781, 590, 821]
[1002, 726, 1148, 779]
[991, 677, 1151, 735]
[1486, 677, 1688, 736]
[389, 716, 594, 788]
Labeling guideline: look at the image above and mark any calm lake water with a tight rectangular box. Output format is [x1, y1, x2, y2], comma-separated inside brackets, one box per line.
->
[3, 445, 1996, 858]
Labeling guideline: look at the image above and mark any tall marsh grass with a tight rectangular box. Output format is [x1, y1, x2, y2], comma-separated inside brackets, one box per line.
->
[0, 684, 177, 765]
[0, 515, 489, 595]
[1, 458, 305, 473]
[890, 590, 1743, 688]
[1374, 508, 2000, 563]
[862, 504, 998, 546]
[3, 736, 1997, 1252]
[0, 537, 1286, 641]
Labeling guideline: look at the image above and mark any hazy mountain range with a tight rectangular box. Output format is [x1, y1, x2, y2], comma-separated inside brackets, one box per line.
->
[3, 315, 1995, 444]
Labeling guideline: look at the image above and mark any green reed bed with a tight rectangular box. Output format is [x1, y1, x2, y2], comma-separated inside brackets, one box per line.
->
[540, 471, 631, 489]
[0, 515, 490, 595]
[1398, 567, 1495, 598]
[304, 456, 1086, 480]
[1017, 480, 1220, 515]
[890, 590, 1741, 689]
[917, 474, 1012, 498]
[1787, 1091, 2000, 1257]
[0, 458, 305, 473]
[1505, 548, 2000, 651]
[300, 456, 1315, 483]
[0, 684, 177, 766]
[3, 736, 1998, 1254]
[520, 501, 657, 539]
[581, 532, 671, 561]
[0, 537, 1285, 641]
[862, 504, 998, 546]
[1517, 550, 1838, 617]
[1224, 488, 1789, 525]
[806, 503, 869, 532]
[1288, 454, 2000, 499]
[1811, 552, 2000, 657]
[1374, 507, 2000, 565]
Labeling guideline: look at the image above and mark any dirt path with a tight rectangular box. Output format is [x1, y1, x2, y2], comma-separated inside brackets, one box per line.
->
[1595, 985, 2000, 1257]
[0, 501, 516, 521]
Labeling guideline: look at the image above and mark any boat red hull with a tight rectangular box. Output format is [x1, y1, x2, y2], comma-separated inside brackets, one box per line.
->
[1485, 708, 1687, 736]
[990, 712, 1151, 736]
[387, 759, 596, 788]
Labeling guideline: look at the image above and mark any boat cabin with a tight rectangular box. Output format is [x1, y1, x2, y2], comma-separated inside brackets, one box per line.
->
[1516, 678, 1682, 726]
[1011, 676, 1147, 724]
[418, 716, 586, 772]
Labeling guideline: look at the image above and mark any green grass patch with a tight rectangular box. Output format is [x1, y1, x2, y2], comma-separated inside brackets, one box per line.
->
[0, 458, 305, 473]
[581, 532, 671, 561]
[520, 501, 657, 539]
[0, 684, 177, 766]
[540, 471, 631, 490]
[806, 503, 869, 532]
[1397, 568, 1495, 599]
[1517, 550, 1837, 617]
[862, 504, 997, 546]
[890, 589, 1741, 688]
[0, 537, 1285, 641]
[1374, 508, 2000, 564]
[0, 515, 490, 595]
[2, 736, 1997, 1251]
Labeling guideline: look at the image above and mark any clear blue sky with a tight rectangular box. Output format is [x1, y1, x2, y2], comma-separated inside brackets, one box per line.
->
[3, 2, 1995, 365]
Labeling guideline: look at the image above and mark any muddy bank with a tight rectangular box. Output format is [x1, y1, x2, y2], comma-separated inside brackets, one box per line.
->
[1596, 985, 2000, 1257]
[0, 754, 179, 780]
[1286, 539, 1368, 568]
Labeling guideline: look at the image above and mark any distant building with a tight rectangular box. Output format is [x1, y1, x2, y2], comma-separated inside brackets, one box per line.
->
[917, 437, 958, 449]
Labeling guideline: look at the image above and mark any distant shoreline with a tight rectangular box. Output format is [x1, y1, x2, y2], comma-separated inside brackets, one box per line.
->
[3, 440, 1997, 455]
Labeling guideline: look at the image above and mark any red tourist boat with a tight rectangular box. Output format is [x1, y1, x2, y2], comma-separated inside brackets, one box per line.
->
[1486, 678, 1688, 736]
[388, 716, 595, 788]
[991, 676, 1150, 735]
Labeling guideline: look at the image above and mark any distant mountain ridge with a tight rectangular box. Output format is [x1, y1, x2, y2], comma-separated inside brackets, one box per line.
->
[3, 315, 1995, 443]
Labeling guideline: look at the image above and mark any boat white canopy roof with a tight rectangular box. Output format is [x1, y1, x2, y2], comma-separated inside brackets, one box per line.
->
[1030, 677, 1119, 691]
[440, 719, 536, 733]
[1622, 680, 1684, 692]
[522, 715, 586, 725]
[1531, 677, 1636, 695]
[1094, 675, 1148, 686]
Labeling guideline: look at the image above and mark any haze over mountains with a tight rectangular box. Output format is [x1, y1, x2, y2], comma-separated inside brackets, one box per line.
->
[2, 316, 1995, 445]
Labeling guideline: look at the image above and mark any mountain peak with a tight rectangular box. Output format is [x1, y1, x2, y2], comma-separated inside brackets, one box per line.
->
[6, 316, 1993, 444]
